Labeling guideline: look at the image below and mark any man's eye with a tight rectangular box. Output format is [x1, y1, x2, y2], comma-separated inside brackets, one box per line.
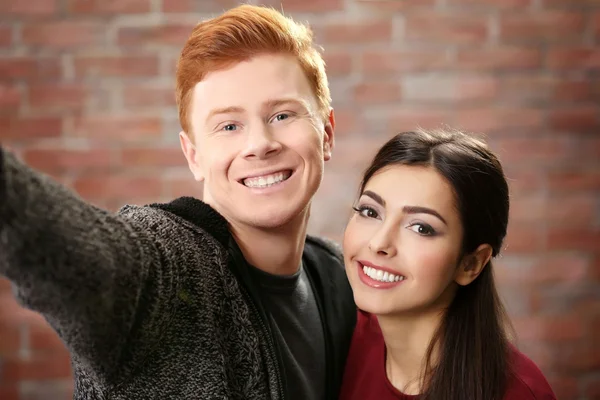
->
[222, 124, 237, 131]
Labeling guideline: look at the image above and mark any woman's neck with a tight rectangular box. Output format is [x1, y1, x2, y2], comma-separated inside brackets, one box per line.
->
[377, 309, 445, 395]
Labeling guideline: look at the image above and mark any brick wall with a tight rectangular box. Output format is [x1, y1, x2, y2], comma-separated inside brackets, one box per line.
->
[0, 0, 599, 399]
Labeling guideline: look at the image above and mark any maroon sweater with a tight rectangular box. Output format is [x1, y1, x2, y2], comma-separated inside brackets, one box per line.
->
[340, 311, 557, 400]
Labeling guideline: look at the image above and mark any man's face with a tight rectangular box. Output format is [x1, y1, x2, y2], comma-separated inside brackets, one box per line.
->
[180, 53, 335, 231]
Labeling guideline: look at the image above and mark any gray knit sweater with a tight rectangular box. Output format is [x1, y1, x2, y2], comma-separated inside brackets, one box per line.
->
[0, 149, 356, 399]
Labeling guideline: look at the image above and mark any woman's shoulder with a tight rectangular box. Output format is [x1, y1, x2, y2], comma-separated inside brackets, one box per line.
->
[504, 345, 557, 400]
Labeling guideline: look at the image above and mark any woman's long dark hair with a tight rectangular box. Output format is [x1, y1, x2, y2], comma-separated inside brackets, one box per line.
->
[360, 128, 512, 400]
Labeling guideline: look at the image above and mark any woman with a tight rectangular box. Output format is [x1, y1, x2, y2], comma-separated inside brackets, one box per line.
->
[340, 129, 556, 400]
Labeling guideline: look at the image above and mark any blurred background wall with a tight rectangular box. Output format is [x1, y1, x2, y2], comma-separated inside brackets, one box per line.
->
[0, 0, 598, 399]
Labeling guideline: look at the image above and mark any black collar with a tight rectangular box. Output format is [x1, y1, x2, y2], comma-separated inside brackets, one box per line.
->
[148, 196, 230, 248]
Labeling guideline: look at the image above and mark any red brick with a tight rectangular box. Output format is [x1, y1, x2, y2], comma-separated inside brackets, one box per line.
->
[499, 11, 585, 42]
[29, 324, 66, 352]
[0, 324, 20, 357]
[584, 377, 600, 399]
[67, 0, 151, 14]
[508, 196, 546, 222]
[594, 12, 600, 39]
[548, 106, 599, 132]
[548, 227, 600, 251]
[0, 278, 11, 293]
[489, 137, 572, 163]
[323, 51, 353, 77]
[496, 254, 590, 285]
[0, 117, 62, 141]
[73, 174, 163, 201]
[118, 24, 196, 46]
[1, 354, 72, 381]
[499, 75, 556, 103]
[22, 22, 103, 48]
[0, 26, 12, 47]
[352, 81, 401, 104]
[544, 376, 579, 400]
[455, 107, 544, 132]
[73, 115, 162, 142]
[580, 137, 600, 159]
[553, 79, 594, 102]
[499, 75, 593, 103]
[331, 107, 366, 136]
[121, 147, 183, 168]
[546, 195, 597, 227]
[503, 226, 545, 252]
[447, 0, 532, 8]
[360, 50, 448, 76]
[0, 385, 19, 400]
[23, 148, 114, 173]
[161, 0, 243, 12]
[377, 108, 452, 132]
[261, 0, 343, 12]
[405, 13, 488, 45]
[561, 344, 600, 371]
[543, 0, 600, 6]
[0, 57, 61, 81]
[20, 381, 74, 400]
[504, 169, 545, 195]
[28, 84, 88, 111]
[0, 85, 21, 112]
[74, 55, 159, 78]
[498, 286, 541, 316]
[317, 19, 392, 44]
[548, 170, 600, 191]
[355, 0, 436, 12]
[0, 0, 58, 15]
[123, 83, 176, 108]
[547, 47, 600, 70]
[0, 293, 40, 324]
[403, 75, 498, 102]
[455, 47, 542, 71]
[514, 315, 585, 341]
[164, 176, 203, 199]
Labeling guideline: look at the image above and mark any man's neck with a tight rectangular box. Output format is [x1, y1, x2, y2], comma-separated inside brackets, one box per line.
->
[376, 309, 445, 395]
[230, 208, 310, 276]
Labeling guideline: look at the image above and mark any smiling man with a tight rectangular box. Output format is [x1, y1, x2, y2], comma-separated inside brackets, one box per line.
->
[0, 5, 356, 400]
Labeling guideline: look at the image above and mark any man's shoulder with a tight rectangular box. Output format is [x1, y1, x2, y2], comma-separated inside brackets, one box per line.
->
[304, 235, 343, 262]
[118, 196, 230, 249]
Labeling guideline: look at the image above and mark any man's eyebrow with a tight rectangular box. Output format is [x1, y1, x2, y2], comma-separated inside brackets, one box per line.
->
[205, 106, 245, 124]
[263, 98, 311, 112]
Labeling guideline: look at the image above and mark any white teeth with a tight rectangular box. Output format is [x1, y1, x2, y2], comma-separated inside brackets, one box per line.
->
[243, 171, 291, 188]
[362, 265, 405, 283]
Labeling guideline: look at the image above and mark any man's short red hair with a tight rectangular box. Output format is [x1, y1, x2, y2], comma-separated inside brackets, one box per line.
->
[176, 5, 331, 135]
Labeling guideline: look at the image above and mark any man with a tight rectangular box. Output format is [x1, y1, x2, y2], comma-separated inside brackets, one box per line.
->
[0, 5, 356, 399]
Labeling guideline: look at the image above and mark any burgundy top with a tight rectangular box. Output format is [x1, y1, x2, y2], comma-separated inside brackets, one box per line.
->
[340, 311, 557, 400]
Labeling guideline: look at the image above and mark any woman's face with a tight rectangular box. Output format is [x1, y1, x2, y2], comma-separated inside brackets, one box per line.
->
[343, 164, 466, 317]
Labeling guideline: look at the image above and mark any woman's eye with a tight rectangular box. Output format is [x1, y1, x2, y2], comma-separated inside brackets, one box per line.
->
[408, 223, 435, 236]
[353, 206, 379, 219]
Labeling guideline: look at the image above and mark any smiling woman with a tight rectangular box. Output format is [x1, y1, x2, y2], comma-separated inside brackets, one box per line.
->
[340, 128, 556, 400]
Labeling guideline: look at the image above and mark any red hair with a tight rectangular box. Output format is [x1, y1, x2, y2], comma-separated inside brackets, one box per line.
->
[176, 4, 331, 135]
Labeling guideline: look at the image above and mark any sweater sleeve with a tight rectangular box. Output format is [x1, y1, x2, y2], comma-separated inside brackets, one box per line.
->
[0, 148, 177, 379]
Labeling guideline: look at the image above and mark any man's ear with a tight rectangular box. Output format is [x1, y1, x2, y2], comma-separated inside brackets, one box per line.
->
[454, 244, 493, 286]
[323, 108, 335, 162]
[179, 131, 205, 182]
